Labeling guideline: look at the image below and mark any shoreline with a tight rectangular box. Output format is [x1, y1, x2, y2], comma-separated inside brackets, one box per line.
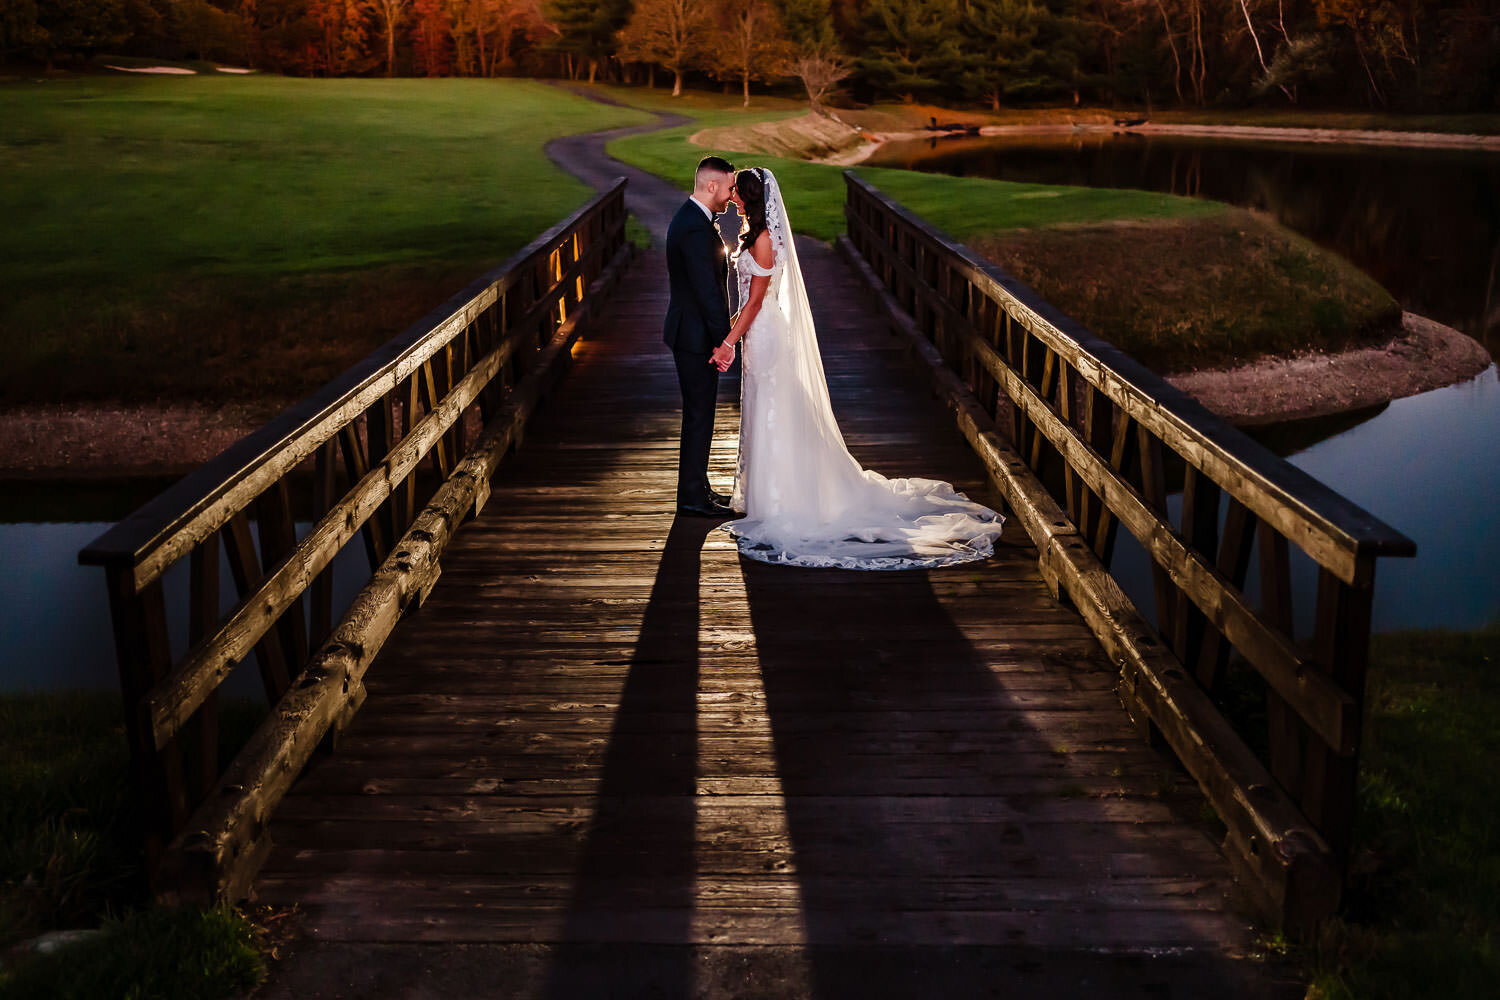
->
[0, 314, 1489, 483]
[817, 120, 1500, 166]
[1167, 312, 1493, 427]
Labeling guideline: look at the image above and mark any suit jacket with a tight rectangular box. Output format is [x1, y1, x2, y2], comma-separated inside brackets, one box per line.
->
[663, 199, 732, 354]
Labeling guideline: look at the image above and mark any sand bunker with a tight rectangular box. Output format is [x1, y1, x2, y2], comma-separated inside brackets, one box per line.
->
[104, 64, 196, 75]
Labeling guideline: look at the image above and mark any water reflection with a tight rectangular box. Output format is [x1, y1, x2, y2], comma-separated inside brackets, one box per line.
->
[1107, 367, 1500, 635]
[1284, 365, 1500, 631]
[2, 518, 367, 692]
[866, 132, 1500, 353]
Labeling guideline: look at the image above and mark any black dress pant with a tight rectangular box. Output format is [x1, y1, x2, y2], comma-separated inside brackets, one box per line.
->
[672, 348, 720, 504]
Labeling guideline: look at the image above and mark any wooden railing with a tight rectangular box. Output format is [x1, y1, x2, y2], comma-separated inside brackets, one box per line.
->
[80, 180, 631, 902]
[839, 172, 1414, 932]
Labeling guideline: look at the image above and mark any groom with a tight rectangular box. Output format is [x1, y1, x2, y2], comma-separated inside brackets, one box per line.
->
[664, 155, 738, 518]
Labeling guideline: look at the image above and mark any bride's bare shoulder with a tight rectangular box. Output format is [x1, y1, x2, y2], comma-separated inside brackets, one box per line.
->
[751, 230, 774, 268]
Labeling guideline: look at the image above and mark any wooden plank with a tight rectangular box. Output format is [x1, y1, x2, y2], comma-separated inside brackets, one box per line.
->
[309, 440, 337, 650]
[186, 541, 221, 802]
[255, 479, 310, 671]
[221, 512, 292, 703]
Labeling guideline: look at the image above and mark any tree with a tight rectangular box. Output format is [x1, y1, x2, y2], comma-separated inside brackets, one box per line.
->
[0, 0, 46, 64]
[777, 0, 851, 111]
[788, 47, 852, 110]
[311, 0, 374, 75]
[487, 0, 548, 74]
[712, 0, 790, 107]
[856, 0, 965, 102]
[616, 0, 713, 96]
[366, 0, 411, 75]
[958, 0, 1045, 108]
[172, 0, 244, 62]
[412, 0, 451, 75]
[34, 0, 132, 68]
[544, 0, 628, 82]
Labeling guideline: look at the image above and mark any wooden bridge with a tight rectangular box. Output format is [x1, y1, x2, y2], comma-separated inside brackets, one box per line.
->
[81, 170, 1411, 996]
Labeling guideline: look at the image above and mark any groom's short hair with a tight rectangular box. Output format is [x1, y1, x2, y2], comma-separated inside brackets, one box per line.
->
[694, 155, 735, 187]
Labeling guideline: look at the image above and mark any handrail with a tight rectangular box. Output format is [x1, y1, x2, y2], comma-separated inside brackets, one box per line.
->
[80, 183, 627, 588]
[840, 170, 1413, 932]
[80, 180, 632, 901]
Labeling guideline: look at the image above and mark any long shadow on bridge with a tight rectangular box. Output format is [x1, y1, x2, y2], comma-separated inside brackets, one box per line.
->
[255, 241, 1295, 998]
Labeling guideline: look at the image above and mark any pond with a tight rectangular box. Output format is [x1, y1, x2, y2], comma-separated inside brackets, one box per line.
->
[863, 131, 1500, 348]
[1, 484, 369, 694]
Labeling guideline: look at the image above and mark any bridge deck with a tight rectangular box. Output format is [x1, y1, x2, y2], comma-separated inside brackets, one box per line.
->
[256, 244, 1277, 995]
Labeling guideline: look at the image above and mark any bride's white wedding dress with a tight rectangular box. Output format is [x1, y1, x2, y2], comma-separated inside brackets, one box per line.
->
[725, 169, 1004, 570]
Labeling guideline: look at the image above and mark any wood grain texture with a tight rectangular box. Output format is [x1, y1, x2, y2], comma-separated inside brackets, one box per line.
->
[254, 245, 1267, 975]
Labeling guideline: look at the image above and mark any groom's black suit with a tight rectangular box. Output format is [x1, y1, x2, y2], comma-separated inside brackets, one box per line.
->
[663, 198, 732, 506]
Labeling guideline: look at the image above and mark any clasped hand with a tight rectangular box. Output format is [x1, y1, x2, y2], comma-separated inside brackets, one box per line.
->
[710, 341, 736, 372]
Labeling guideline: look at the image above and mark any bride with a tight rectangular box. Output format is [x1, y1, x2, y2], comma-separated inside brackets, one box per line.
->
[707, 167, 1004, 571]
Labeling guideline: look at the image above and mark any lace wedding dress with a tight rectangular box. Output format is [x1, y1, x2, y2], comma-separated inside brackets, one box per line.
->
[725, 169, 1004, 570]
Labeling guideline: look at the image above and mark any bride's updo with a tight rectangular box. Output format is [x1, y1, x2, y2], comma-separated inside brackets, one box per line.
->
[735, 167, 768, 257]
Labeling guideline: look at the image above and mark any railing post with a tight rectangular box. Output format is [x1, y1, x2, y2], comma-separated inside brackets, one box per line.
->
[104, 569, 186, 872]
[1304, 562, 1377, 863]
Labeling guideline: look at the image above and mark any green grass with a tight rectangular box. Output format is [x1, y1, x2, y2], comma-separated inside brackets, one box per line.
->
[0, 692, 267, 996]
[0, 75, 649, 405]
[0, 693, 143, 944]
[0, 904, 263, 1000]
[1306, 627, 1500, 1000]
[971, 213, 1399, 371]
[608, 112, 1222, 244]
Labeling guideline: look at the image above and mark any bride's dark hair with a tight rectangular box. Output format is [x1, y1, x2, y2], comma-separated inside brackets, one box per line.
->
[735, 167, 768, 256]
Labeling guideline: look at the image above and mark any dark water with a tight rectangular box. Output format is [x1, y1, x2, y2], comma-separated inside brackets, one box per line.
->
[1106, 366, 1500, 639]
[2, 513, 368, 693]
[865, 132, 1500, 349]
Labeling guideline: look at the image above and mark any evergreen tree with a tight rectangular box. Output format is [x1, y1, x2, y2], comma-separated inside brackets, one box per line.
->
[777, 0, 836, 50]
[34, 0, 132, 67]
[544, 0, 629, 82]
[856, 0, 965, 102]
[959, 0, 1089, 106]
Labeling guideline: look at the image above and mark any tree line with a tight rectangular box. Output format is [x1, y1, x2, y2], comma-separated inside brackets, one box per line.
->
[5, 0, 1497, 112]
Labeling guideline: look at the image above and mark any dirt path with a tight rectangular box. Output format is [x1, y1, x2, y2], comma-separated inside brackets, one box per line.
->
[0, 401, 273, 481]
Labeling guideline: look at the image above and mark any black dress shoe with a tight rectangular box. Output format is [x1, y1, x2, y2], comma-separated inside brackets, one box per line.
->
[677, 498, 736, 518]
[708, 489, 732, 506]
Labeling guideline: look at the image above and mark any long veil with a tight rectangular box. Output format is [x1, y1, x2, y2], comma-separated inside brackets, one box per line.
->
[726, 169, 1005, 570]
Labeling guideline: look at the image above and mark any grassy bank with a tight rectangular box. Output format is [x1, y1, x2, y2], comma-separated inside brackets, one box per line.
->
[0, 692, 267, 998]
[972, 217, 1398, 372]
[1308, 628, 1500, 999]
[600, 88, 1399, 371]
[0, 76, 648, 407]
